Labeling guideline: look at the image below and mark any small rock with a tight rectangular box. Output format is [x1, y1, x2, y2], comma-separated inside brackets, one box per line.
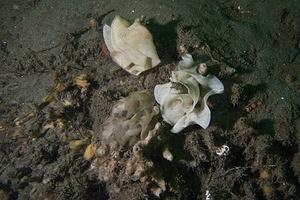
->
[179, 45, 188, 54]
[88, 18, 98, 29]
[162, 148, 173, 161]
[84, 144, 96, 160]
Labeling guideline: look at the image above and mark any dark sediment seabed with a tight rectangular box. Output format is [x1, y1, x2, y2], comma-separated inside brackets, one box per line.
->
[0, 0, 300, 199]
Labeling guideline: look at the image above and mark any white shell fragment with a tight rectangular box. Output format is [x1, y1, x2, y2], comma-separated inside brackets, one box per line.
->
[154, 54, 224, 133]
[216, 145, 230, 156]
[205, 190, 212, 200]
[162, 148, 173, 161]
[103, 15, 161, 75]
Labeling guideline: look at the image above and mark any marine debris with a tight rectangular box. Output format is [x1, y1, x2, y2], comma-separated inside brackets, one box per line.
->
[103, 15, 161, 75]
[154, 54, 224, 133]
[215, 144, 230, 156]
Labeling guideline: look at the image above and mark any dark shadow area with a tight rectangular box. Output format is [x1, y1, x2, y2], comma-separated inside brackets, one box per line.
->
[266, 141, 300, 197]
[84, 178, 109, 200]
[235, 66, 254, 75]
[243, 82, 267, 100]
[95, 10, 114, 29]
[283, 161, 300, 193]
[194, 54, 212, 63]
[254, 119, 275, 136]
[210, 87, 245, 130]
[267, 141, 297, 158]
[213, 108, 244, 130]
[148, 18, 181, 65]
[0, 181, 19, 200]
[142, 127, 200, 199]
